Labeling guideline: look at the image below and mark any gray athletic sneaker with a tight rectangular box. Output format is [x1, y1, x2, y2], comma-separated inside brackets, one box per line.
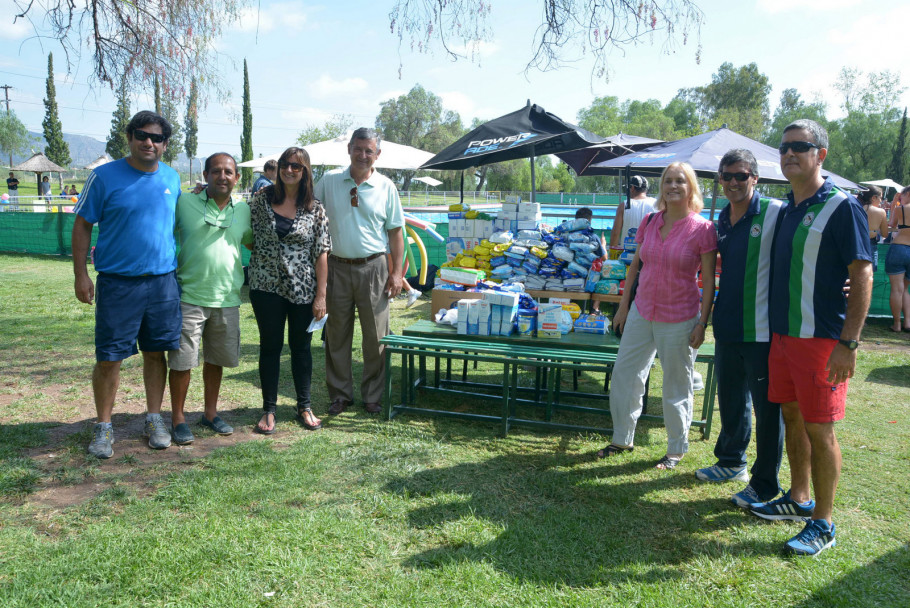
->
[144, 416, 172, 450]
[88, 423, 114, 459]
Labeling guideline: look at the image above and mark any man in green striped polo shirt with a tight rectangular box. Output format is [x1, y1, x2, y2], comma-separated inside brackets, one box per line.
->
[696, 149, 784, 512]
[749, 119, 873, 556]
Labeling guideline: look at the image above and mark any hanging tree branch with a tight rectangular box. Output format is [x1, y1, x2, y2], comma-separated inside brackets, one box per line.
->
[13, 0, 252, 101]
[388, 0, 704, 84]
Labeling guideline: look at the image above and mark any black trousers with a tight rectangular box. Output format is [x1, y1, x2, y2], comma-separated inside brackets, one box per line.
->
[249, 289, 314, 413]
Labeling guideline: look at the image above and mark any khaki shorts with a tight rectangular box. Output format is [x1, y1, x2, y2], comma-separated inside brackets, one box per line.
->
[167, 303, 240, 370]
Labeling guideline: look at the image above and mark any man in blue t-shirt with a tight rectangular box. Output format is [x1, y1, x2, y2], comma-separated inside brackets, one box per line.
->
[72, 110, 182, 459]
[694, 149, 785, 510]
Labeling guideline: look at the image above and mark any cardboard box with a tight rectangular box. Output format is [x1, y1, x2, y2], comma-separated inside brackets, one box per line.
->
[431, 289, 482, 319]
[478, 300, 492, 335]
[467, 299, 480, 335]
[537, 303, 563, 339]
[456, 299, 472, 334]
[517, 210, 543, 222]
[501, 202, 519, 213]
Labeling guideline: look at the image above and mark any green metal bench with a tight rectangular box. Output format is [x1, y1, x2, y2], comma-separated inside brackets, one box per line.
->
[381, 325, 718, 438]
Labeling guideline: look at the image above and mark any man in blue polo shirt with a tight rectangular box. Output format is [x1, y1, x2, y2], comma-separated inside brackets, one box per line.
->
[695, 149, 785, 510]
[749, 119, 872, 556]
[72, 110, 182, 459]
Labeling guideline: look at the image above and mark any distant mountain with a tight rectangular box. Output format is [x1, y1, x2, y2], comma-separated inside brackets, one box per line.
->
[14, 131, 196, 172]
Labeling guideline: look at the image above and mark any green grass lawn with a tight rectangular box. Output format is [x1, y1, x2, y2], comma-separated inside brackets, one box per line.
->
[0, 252, 908, 607]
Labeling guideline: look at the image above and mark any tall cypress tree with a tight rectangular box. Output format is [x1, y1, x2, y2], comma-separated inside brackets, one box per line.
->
[160, 91, 182, 166]
[240, 59, 253, 188]
[890, 108, 908, 184]
[184, 80, 199, 182]
[153, 75, 162, 115]
[42, 53, 71, 167]
[106, 79, 130, 160]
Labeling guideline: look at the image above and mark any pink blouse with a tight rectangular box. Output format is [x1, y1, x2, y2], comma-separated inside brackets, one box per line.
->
[634, 210, 717, 323]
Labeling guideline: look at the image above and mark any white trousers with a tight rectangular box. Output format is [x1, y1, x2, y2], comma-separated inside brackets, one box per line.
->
[610, 303, 698, 454]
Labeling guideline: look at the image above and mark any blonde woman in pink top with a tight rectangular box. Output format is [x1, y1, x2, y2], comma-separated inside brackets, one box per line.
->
[599, 162, 717, 470]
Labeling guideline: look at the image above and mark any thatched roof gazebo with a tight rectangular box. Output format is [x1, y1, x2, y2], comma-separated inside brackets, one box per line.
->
[11, 152, 68, 192]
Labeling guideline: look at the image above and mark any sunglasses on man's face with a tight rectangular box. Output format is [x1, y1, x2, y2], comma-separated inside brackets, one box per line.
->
[349, 187, 359, 207]
[720, 171, 753, 182]
[132, 129, 167, 144]
[778, 141, 820, 155]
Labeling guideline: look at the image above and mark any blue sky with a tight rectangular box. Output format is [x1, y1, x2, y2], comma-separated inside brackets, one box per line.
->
[2, 0, 908, 163]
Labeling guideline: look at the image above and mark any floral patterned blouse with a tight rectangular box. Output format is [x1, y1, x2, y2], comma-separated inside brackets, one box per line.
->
[247, 187, 331, 304]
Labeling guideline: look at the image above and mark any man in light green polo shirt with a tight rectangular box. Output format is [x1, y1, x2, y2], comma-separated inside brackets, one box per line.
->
[168, 153, 252, 444]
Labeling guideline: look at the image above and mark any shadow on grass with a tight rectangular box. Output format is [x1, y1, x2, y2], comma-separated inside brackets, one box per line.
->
[863, 365, 910, 389]
[792, 543, 910, 607]
[383, 449, 759, 587]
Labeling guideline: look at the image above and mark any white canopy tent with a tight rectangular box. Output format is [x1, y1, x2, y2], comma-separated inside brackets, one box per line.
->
[412, 176, 442, 187]
[237, 133, 435, 172]
[860, 178, 903, 191]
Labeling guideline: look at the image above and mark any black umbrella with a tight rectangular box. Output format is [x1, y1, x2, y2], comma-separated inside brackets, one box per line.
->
[419, 101, 605, 201]
[556, 133, 664, 176]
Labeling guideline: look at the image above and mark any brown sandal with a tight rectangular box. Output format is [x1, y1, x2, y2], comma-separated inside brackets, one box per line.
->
[597, 444, 634, 459]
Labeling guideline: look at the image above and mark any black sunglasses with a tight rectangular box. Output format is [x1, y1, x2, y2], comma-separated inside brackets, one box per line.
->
[132, 129, 167, 144]
[720, 171, 753, 182]
[778, 141, 820, 155]
[203, 198, 235, 229]
[279, 162, 305, 172]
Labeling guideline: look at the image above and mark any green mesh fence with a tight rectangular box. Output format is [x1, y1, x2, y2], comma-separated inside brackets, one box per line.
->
[0, 211, 901, 318]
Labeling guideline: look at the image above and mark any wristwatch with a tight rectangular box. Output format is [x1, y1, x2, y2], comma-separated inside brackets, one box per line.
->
[838, 339, 859, 351]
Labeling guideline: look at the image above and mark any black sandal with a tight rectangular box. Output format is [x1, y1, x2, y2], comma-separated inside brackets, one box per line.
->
[254, 411, 276, 435]
[655, 455, 682, 470]
[295, 407, 322, 431]
[597, 444, 634, 459]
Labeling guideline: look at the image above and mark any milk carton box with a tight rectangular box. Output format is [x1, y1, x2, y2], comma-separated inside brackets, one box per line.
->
[467, 299, 480, 335]
[537, 302, 563, 339]
[477, 300, 492, 336]
[457, 299, 473, 335]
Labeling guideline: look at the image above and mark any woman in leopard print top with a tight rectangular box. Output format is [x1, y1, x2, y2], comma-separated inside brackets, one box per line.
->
[248, 147, 331, 433]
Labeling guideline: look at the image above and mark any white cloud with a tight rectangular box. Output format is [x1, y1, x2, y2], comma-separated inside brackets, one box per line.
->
[279, 106, 334, 127]
[0, 5, 31, 40]
[448, 40, 500, 59]
[309, 75, 369, 99]
[438, 90, 497, 122]
[232, 4, 308, 33]
[756, 0, 862, 14]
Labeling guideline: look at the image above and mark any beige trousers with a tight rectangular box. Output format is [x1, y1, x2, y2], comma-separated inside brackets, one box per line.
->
[324, 255, 389, 404]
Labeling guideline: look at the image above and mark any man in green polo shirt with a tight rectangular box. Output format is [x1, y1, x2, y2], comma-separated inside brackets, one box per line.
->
[168, 153, 252, 444]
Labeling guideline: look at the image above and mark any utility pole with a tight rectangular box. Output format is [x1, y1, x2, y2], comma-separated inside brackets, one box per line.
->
[2, 85, 13, 167]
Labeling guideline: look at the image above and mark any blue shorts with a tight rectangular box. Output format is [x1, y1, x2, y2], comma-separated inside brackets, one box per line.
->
[95, 272, 182, 361]
[885, 243, 910, 279]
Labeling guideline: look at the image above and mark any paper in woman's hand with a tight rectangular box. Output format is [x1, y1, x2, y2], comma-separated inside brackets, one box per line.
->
[307, 314, 328, 333]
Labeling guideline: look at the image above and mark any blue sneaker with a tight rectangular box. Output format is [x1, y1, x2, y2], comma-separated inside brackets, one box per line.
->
[784, 519, 836, 556]
[730, 484, 763, 509]
[749, 489, 814, 521]
[695, 464, 749, 483]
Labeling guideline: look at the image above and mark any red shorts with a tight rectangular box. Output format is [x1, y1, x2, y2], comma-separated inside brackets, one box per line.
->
[768, 333, 847, 423]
